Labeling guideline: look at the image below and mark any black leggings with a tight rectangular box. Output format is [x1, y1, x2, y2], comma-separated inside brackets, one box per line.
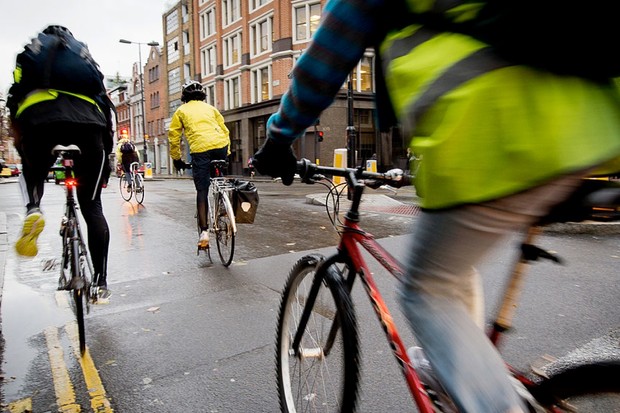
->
[18, 122, 110, 285]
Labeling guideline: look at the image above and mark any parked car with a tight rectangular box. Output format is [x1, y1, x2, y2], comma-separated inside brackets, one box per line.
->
[0, 161, 19, 178]
[7, 164, 21, 177]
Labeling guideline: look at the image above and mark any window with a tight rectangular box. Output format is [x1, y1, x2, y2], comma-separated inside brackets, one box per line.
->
[293, 1, 322, 42]
[250, 15, 273, 57]
[182, 4, 189, 23]
[183, 31, 190, 56]
[168, 67, 181, 95]
[183, 63, 191, 84]
[200, 7, 216, 39]
[206, 84, 216, 106]
[350, 55, 374, 92]
[150, 91, 160, 109]
[167, 37, 180, 64]
[222, 0, 241, 26]
[148, 65, 160, 83]
[167, 10, 179, 34]
[201, 44, 217, 76]
[223, 31, 242, 68]
[224, 75, 241, 110]
[251, 64, 271, 103]
[249, 0, 271, 12]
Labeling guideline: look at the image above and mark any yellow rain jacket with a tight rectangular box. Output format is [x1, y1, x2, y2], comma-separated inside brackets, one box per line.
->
[168, 100, 230, 160]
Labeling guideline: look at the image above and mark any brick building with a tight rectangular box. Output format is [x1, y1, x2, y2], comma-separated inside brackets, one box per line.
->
[113, 0, 408, 176]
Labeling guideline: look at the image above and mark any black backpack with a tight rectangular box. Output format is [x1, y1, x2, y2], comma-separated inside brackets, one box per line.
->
[379, 0, 620, 81]
[120, 142, 135, 154]
[14, 30, 105, 97]
[450, 0, 620, 80]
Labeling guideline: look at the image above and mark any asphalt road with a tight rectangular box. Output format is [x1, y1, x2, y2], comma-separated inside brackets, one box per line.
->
[0, 176, 618, 412]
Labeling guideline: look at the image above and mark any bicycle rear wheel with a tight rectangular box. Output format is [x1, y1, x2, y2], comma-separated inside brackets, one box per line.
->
[276, 255, 360, 413]
[134, 173, 145, 204]
[119, 174, 132, 201]
[529, 361, 620, 412]
[215, 192, 235, 266]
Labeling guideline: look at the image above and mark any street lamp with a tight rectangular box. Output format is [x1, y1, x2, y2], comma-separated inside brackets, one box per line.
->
[119, 39, 159, 164]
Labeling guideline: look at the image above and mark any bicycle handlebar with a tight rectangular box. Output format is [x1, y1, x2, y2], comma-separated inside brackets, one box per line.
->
[296, 158, 412, 188]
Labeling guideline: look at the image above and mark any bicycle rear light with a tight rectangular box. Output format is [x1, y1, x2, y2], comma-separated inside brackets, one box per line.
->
[65, 177, 77, 187]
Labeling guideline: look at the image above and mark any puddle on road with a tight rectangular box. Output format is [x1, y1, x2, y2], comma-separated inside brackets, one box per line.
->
[1, 247, 73, 400]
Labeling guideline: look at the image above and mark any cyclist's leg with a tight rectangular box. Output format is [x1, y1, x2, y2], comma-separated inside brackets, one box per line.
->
[72, 126, 110, 289]
[13, 123, 56, 256]
[122, 161, 132, 184]
[398, 173, 585, 413]
[191, 152, 211, 232]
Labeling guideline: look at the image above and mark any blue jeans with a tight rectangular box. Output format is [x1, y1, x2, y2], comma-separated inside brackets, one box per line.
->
[399, 173, 584, 413]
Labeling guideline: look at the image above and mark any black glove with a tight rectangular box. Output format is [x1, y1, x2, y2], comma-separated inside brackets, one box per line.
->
[252, 139, 297, 185]
[173, 159, 187, 172]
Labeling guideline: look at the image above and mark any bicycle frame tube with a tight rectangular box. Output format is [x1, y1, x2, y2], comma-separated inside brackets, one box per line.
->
[63, 161, 95, 281]
[210, 178, 237, 234]
[290, 215, 436, 412]
[338, 221, 436, 412]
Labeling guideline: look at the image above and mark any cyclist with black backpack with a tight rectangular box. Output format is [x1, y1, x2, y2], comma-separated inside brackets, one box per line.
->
[252, 1, 620, 412]
[7, 25, 115, 300]
[116, 137, 141, 188]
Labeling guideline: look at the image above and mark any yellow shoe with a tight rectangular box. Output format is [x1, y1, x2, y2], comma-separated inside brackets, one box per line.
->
[197, 231, 209, 249]
[15, 210, 46, 257]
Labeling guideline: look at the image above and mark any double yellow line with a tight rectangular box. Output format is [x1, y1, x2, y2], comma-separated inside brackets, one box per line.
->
[8, 306, 113, 412]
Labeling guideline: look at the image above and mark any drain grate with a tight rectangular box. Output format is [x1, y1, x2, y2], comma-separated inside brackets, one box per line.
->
[362, 204, 420, 216]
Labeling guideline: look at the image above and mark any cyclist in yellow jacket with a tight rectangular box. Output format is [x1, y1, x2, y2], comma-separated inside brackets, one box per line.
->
[168, 81, 230, 248]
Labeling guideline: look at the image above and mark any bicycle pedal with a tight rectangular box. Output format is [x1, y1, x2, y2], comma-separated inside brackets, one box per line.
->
[530, 354, 557, 378]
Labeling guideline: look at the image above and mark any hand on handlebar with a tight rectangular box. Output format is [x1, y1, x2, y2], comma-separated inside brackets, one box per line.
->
[365, 169, 411, 189]
[252, 139, 297, 185]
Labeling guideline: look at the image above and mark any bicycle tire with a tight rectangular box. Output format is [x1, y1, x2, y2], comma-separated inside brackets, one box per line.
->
[69, 221, 87, 355]
[215, 192, 235, 266]
[134, 173, 145, 204]
[529, 360, 620, 412]
[119, 174, 132, 201]
[276, 254, 360, 413]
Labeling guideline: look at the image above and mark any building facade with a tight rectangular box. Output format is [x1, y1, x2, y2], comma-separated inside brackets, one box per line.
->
[144, 46, 169, 174]
[111, 0, 408, 176]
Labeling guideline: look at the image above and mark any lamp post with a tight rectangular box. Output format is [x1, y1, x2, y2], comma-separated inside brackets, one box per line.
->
[119, 39, 159, 164]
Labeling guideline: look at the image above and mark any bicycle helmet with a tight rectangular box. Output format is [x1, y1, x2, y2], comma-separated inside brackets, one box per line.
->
[181, 80, 206, 102]
[42, 25, 73, 37]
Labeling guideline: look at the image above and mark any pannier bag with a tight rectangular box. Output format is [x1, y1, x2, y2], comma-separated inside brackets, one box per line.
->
[230, 179, 259, 224]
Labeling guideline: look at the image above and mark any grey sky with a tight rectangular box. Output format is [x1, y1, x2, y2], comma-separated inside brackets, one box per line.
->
[1, 0, 175, 96]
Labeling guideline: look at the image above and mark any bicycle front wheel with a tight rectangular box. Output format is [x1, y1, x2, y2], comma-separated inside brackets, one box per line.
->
[276, 255, 360, 413]
[134, 173, 145, 204]
[530, 360, 620, 412]
[215, 193, 235, 266]
[119, 174, 132, 201]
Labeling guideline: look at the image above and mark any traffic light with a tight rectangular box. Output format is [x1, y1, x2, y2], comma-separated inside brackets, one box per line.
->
[317, 131, 324, 142]
[120, 128, 129, 137]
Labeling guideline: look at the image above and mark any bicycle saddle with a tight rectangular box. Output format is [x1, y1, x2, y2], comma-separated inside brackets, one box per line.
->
[51, 144, 81, 155]
[538, 179, 620, 225]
